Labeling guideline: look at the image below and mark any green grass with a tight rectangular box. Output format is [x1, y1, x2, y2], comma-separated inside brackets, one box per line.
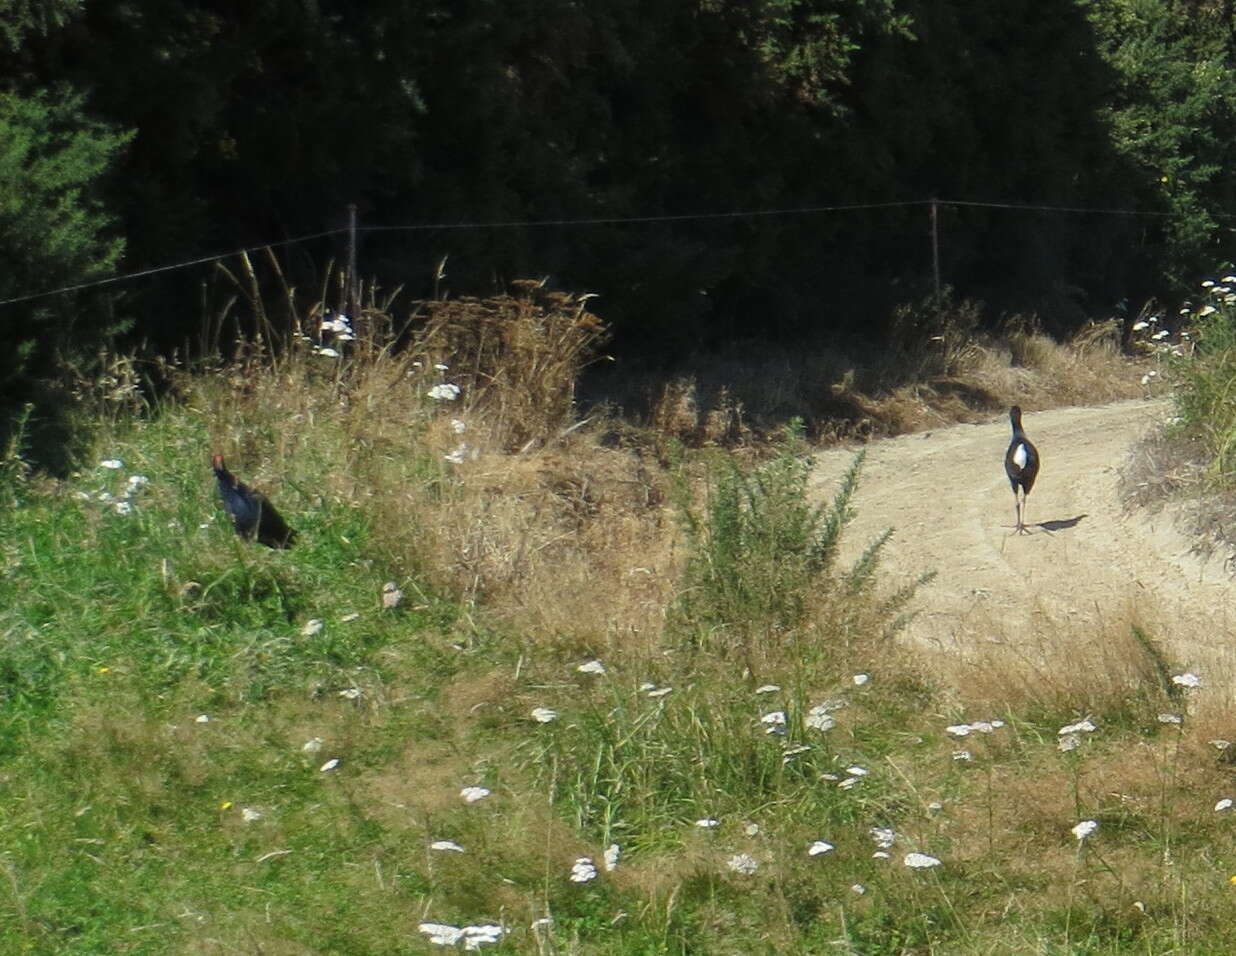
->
[3, 339, 1236, 953]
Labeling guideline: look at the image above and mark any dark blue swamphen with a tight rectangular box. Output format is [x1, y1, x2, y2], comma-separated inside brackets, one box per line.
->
[212, 454, 297, 548]
[1004, 406, 1040, 535]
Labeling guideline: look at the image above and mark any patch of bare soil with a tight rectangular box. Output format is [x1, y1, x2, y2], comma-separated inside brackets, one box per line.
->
[810, 399, 1236, 677]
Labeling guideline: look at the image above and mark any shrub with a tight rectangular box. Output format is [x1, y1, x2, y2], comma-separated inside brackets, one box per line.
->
[672, 421, 930, 661]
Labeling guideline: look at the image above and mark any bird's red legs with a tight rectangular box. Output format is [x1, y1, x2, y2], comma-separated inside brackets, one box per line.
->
[1011, 492, 1031, 534]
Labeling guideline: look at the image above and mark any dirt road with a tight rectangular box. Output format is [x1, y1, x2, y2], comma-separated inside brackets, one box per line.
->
[809, 399, 1236, 667]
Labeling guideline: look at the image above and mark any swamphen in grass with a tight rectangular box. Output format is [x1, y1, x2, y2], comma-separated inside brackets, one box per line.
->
[1004, 406, 1040, 535]
[211, 454, 297, 548]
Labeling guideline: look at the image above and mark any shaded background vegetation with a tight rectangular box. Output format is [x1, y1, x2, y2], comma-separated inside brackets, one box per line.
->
[3, 0, 1236, 454]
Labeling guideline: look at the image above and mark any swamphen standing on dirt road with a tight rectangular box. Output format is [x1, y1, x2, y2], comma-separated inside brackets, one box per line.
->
[1004, 406, 1040, 535]
[212, 454, 297, 548]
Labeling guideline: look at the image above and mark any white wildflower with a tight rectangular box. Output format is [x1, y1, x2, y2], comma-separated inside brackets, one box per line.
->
[126, 474, 149, 489]
[1199, 305, 1218, 317]
[338, 687, 362, 700]
[838, 777, 860, 790]
[872, 851, 891, 860]
[1058, 734, 1080, 753]
[1157, 713, 1183, 725]
[301, 619, 324, 637]
[945, 724, 972, 737]
[1072, 820, 1099, 841]
[320, 758, 340, 772]
[427, 383, 461, 401]
[755, 684, 781, 695]
[460, 786, 491, 804]
[313, 346, 341, 358]
[113, 501, 133, 516]
[851, 883, 867, 895]
[1172, 672, 1202, 688]
[431, 840, 466, 852]
[451, 419, 467, 434]
[434, 363, 449, 372]
[805, 705, 836, 732]
[1212, 739, 1233, 751]
[241, 807, 262, 823]
[695, 818, 720, 829]
[647, 686, 673, 698]
[461, 924, 504, 949]
[727, 853, 758, 875]
[952, 750, 972, 761]
[570, 858, 598, 883]
[531, 707, 558, 724]
[1216, 799, 1234, 812]
[444, 445, 468, 465]
[194, 714, 210, 724]
[904, 852, 942, 869]
[761, 711, 787, 735]
[302, 736, 323, 753]
[1131, 320, 1150, 331]
[99, 459, 123, 469]
[1059, 719, 1096, 735]
[808, 841, 835, 856]
[419, 922, 464, 946]
[604, 843, 620, 871]
[871, 827, 895, 848]
[576, 659, 606, 675]
[852, 673, 870, 686]
[846, 766, 869, 777]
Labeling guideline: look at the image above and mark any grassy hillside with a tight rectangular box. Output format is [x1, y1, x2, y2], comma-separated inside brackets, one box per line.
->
[2, 287, 1234, 954]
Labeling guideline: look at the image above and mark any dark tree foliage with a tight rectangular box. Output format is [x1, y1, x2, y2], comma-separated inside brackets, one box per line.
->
[3, 0, 1236, 387]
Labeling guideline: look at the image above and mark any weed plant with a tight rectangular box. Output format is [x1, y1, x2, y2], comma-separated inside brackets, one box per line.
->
[1170, 273, 1236, 481]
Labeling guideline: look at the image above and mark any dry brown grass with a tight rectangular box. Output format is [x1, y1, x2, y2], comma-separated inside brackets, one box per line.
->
[1119, 423, 1236, 567]
[599, 312, 1145, 448]
[183, 276, 675, 649]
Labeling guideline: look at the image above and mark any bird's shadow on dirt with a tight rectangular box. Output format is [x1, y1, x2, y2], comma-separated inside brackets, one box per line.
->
[1036, 514, 1088, 533]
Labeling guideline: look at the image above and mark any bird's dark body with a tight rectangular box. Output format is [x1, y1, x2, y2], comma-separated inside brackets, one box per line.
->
[212, 455, 296, 548]
[1004, 406, 1039, 533]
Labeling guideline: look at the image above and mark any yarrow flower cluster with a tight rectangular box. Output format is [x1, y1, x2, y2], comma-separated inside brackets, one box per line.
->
[428, 383, 462, 402]
[570, 858, 598, 883]
[417, 922, 505, 949]
[80, 459, 150, 515]
[311, 311, 355, 357]
[1072, 819, 1099, 841]
[945, 719, 1005, 738]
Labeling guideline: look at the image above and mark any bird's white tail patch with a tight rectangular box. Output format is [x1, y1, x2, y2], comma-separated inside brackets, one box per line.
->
[1012, 443, 1028, 469]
